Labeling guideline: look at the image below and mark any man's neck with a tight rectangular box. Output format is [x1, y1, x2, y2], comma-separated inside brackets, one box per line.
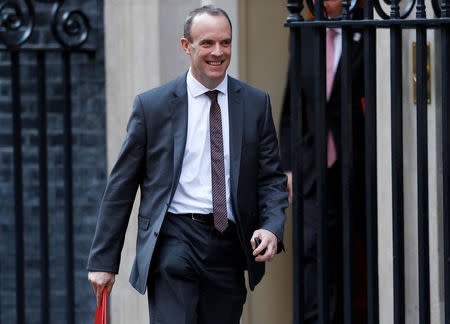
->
[188, 69, 228, 92]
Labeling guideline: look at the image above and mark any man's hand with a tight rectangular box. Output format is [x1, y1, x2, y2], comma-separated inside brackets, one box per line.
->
[285, 171, 292, 204]
[250, 229, 278, 262]
[88, 271, 115, 306]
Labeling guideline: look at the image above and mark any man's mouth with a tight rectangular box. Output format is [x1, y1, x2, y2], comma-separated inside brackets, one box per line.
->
[207, 60, 223, 66]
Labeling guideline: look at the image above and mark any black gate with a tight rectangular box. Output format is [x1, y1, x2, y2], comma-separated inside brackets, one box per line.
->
[0, 1, 103, 323]
[285, 0, 449, 323]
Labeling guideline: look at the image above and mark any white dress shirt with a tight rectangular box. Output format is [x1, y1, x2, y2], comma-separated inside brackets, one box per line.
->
[327, 27, 342, 74]
[168, 69, 235, 222]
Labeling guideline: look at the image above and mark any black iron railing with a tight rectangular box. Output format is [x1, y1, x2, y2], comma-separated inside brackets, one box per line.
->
[0, 1, 96, 323]
[444, 3, 450, 324]
[285, 0, 450, 323]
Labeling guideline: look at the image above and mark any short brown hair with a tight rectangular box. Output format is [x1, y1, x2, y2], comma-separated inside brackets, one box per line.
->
[184, 5, 232, 43]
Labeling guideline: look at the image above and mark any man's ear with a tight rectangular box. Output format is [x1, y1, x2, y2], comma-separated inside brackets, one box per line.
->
[181, 38, 190, 55]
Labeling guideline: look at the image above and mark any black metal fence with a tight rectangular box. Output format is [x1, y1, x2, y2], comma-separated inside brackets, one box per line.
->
[0, 1, 103, 323]
[285, 0, 449, 323]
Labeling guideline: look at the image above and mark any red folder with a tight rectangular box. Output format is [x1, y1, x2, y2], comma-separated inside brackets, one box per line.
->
[95, 288, 108, 324]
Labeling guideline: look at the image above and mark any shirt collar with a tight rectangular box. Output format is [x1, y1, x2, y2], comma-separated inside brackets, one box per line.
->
[187, 68, 228, 98]
[327, 27, 342, 36]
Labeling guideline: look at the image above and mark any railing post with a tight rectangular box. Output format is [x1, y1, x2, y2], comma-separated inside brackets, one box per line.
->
[415, 0, 431, 323]
[390, 1, 406, 323]
[63, 50, 75, 324]
[340, 0, 355, 320]
[311, 0, 329, 322]
[363, 0, 380, 323]
[285, 2, 304, 323]
[37, 51, 50, 324]
[11, 49, 25, 324]
[441, 0, 450, 323]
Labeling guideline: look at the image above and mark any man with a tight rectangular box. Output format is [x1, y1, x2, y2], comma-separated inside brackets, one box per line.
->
[280, 1, 366, 323]
[87, 5, 288, 324]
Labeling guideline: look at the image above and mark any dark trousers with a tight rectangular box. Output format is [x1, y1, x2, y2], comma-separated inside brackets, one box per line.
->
[303, 163, 343, 324]
[147, 213, 247, 324]
[302, 162, 368, 324]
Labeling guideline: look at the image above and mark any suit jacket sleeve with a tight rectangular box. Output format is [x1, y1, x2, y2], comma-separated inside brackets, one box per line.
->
[257, 93, 289, 251]
[87, 95, 146, 273]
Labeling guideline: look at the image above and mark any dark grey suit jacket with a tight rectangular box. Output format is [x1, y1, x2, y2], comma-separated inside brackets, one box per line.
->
[280, 27, 366, 239]
[280, 27, 365, 199]
[87, 73, 288, 294]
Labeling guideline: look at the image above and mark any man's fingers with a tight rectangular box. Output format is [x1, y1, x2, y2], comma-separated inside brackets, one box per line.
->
[92, 283, 112, 306]
[285, 171, 293, 205]
[254, 240, 276, 261]
[91, 283, 102, 306]
[96, 287, 103, 307]
[107, 285, 112, 298]
[88, 271, 115, 305]
[287, 181, 292, 204]
[251, 229, 278, 262]
[252, 238, 267, 256]
[250, 237, 257, 250]
[90, 282, 104, 306]
[255, 246, 276, 262]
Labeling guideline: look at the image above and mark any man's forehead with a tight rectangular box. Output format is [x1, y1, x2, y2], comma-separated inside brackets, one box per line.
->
[190, 13, 231, 35]
[192, 12, 229, 24]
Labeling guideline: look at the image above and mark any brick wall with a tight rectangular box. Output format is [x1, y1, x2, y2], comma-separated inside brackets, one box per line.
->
[0, 1, 106, 323]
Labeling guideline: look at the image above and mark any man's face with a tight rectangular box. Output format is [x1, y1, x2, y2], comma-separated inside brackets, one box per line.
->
[181, 13, 232, 89]
[324, 0, 343, 18]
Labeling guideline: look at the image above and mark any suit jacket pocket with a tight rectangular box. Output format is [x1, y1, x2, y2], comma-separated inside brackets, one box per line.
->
[138, 215, 150, 230]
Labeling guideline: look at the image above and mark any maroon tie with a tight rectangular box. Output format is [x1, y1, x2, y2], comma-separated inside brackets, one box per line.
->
[205, 90, 228, 232]
[326, 29, 337, 168]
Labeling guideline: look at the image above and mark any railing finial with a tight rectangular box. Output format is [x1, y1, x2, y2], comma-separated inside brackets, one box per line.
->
[286, 0, 304, 24]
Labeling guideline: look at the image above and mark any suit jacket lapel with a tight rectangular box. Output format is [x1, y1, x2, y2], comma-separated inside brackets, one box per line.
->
[170, 75, 188, 199]
[228, 77, 243, 204]
[330, 31, 362, 102]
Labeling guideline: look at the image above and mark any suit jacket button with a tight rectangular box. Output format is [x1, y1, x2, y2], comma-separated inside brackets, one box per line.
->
[154, 231, 158, 237]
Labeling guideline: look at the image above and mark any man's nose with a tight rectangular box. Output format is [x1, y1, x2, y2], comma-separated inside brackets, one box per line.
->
[211, 43, 223, 56]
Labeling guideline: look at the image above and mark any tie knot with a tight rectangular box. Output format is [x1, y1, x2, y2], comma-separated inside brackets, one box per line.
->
[205, 90, 219, 102]
[327, 28, 338, 40]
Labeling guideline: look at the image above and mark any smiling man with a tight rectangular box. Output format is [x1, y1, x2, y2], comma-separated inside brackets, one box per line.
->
[87, 5, 288, 324]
